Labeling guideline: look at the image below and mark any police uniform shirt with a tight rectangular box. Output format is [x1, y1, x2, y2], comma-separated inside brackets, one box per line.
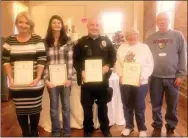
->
[73, 35, 116, 85]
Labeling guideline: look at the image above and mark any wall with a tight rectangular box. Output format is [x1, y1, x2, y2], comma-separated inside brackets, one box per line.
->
[133, 1, 144, 42]
[1, 1, 29, 37]
[174, 1, 187, 102]
[174, 1, 187, 41]
[1, 1, 14, 37]
[28, 1, 144, 41]
[174, 1, 187, 131]
[143, 1, 157, 40]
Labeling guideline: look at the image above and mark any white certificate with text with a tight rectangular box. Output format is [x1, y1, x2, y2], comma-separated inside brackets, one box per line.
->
[14, 61, 33, 86]
[122, 62, 141, 86]
[85, 59, 102, 82]
[49, 64, 67, 86]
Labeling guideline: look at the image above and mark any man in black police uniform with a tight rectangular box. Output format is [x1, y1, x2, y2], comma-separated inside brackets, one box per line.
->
[73, 16, 116, 137]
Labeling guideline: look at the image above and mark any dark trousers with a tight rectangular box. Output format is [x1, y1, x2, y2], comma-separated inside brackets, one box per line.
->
[81, 84, 109, 133]
[149, 76, 179, 130]
[120, 84, 148, 131]
[17, 113, 40, 137]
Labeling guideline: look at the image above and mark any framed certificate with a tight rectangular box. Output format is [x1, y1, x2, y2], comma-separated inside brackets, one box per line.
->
[49, 64, 67, 86]
[122, 62, 141, 86]
[85, 59, 102, 82]
[14, 61, 33, 86]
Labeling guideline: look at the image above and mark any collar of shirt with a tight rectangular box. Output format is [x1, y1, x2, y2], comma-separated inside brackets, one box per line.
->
[86, 35, 100, 40]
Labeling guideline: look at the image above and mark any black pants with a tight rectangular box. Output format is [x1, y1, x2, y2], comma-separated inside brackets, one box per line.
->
[81, 84, 109, 133]
[17, 113, 40, 137]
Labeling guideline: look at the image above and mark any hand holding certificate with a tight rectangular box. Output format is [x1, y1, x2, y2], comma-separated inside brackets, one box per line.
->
[49, 64, 67, 86]
[85, 59, 102, 82]
[14, 61, 33, 86]
[122, 62, 141, 86]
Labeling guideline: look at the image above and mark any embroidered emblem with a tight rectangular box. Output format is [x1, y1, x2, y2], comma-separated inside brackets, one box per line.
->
[124, 51, 136, 62]
[159, 42, 166, 49]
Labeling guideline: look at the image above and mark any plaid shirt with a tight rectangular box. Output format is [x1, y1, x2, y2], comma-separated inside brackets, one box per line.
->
[44, 41, 73, 81]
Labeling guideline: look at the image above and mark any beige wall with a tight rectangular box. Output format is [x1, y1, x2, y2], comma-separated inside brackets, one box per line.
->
[143, 1, 157, 41]
[1, 1, 144, 40]
[174, 1, 187, 41]
[1, 1, 14, 37]
[1, 1, 29, 37]
[133, 1, 144, 42]
[28, 1, 144, 41]
[174, 1, 187, 100]
[30, 5, 87, 38]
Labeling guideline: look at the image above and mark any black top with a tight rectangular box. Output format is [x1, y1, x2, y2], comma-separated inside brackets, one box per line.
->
[73, 35, 116, 86]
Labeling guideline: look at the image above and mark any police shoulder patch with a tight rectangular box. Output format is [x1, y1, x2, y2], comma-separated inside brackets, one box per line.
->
[101, 40, 107, 47]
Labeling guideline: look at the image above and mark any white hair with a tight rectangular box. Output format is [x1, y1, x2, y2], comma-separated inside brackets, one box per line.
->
[125, 27, 139, 36]
[156, 12, 170, 21]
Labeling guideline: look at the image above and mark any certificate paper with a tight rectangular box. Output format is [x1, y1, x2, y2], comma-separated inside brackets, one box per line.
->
[49, 64, 67, 86]
[14, 61, 33, 86]
[122, 62, 141, 86]
[85, 59, 102, 82]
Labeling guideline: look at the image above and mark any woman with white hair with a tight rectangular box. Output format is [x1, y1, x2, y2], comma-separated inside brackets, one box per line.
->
[115, 28, 154, 136]
[2, 11, 46, 137]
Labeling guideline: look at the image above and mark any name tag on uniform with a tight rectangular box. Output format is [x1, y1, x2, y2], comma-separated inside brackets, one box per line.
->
[158, 53, 167, 56]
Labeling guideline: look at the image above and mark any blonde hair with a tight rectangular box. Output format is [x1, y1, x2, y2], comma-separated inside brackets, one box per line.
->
[15, 11, 35, 33]
[125, 27, 139, 37]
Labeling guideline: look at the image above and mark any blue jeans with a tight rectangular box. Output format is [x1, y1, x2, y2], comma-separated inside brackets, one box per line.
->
[120, 84, 148, 131]
[149, 76, 179, 130]
[48, 86, 71, 136]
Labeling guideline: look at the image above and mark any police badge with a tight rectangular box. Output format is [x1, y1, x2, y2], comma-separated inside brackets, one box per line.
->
[102, 40, 107, 47]
[100, 40, 107, 49]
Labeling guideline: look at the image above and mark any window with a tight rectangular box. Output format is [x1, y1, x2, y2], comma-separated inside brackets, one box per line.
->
[13, 2, 28, 34]
[156, 1, 176, 30]
[101, 12, 123, 40]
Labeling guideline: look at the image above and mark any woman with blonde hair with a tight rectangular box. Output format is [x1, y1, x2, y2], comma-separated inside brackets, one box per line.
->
[2, 11, 46, 137]
[116, 28, 154, 137]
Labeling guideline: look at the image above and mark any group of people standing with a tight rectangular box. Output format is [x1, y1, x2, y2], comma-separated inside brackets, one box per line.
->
[116, 12, 187, 137]
[2, 10, 186, 137]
